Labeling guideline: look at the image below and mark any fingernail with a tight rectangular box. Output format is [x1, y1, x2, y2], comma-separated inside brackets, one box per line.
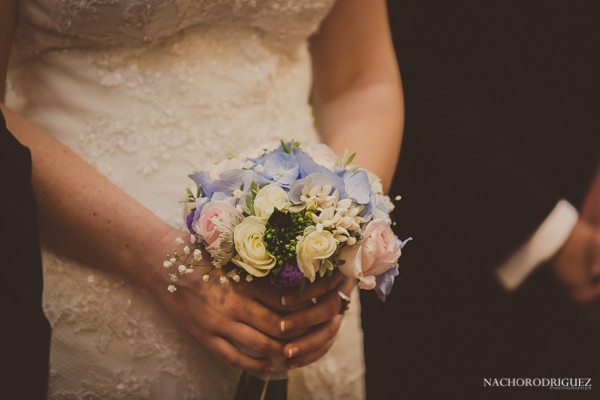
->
[287, 347, 299, 358]
[280, 320, 295, 332]
[281, 296, 287, 306]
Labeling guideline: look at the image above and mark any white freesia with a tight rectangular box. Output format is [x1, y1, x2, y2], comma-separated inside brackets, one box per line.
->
[253, 184, 290, 218]
[231, 216, 276, 277]
[296, 226, 337, 282]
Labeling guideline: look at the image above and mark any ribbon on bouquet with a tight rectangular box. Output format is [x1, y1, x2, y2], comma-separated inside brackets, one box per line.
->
[233, 371, 287, 400]
[233, 344, 288, 400]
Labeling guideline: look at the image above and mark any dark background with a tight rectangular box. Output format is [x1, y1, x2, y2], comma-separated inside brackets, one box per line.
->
[362, 1, 600, 399]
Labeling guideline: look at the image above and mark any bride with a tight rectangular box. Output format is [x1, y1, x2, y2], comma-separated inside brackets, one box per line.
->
[1, 0, 402, 398]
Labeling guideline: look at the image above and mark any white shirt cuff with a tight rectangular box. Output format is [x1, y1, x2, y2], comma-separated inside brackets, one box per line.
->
[495, 199, 579, 291]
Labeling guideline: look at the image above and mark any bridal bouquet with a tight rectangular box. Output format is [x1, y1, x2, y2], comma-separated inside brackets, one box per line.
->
[165, 140, 408, 300]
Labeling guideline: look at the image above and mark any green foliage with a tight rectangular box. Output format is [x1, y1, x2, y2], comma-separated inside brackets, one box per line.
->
[180, 184, 200, 203]
[250, 181, 260, 196]
[263, 209, 314, 268]
[280, 139, 301, 154]
[336, 148, 358, 169]
[240, 193, 254, 215]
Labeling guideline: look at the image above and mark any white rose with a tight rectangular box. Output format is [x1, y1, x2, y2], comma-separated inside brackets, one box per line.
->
[296, 226, 337, 282]
[231, 216, 276, 277]
[253, 184, 290, 218]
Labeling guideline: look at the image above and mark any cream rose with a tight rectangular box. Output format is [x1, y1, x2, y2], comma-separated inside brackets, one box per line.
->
[253, 184, 289, 218]
[338, 219, 401, 289]
[231, 216, 276, 277]
[296, 226, 337, 282]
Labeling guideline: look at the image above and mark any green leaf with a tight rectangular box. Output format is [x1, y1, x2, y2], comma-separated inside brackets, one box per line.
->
[196, 184, 202, 198]
[345, 152, 356, 166]
[225, 149, 235, 159]
[241, 206, 253, 215]
[318, 261, 326, 278]
[280, 140, 290, 154]
[251, 181, 260, 196]
[289, 140, 300, 154]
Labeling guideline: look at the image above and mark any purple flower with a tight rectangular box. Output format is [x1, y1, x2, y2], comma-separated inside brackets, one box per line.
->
[278, 264, 304, 287]
[375, 266, 399, 301]
[186, 209, 196, 233]
[374, 238, 411, 301]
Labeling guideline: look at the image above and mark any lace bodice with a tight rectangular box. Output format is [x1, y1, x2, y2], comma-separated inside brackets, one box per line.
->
[7, 1, 365, 399]
[13, 0, 335, 58]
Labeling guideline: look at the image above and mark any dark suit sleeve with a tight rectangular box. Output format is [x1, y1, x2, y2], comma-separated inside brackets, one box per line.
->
[0, 109, 50, 399]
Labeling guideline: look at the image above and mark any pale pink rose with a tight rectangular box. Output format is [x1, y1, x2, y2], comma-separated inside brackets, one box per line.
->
[207, 158, 243, 180]
[193, 201, 242, 246]
[338, 219, 401, 289]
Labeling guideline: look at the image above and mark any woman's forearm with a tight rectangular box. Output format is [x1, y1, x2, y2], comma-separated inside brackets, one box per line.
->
[1, 104, 181, 290]
[310, 0, 403, 193]
[313, 80, 403, 192]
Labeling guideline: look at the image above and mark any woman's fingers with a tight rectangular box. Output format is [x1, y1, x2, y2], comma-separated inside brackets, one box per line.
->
[277, 290, 341, 335]
[239, 279, 288, 312]
[198, 275, 288, 339]
[280, 274, 342, 309]
[221, 321, 286, 357]
[228, 292, 292, 339]
[203, 335, 275, 372]
[283, 316, 343, 369]
[277, 277, 354, 335]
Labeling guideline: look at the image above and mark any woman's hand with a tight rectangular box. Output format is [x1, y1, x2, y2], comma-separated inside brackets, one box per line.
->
[278, 275, 355, 369]
[148, 231, 351, 372]
[154, 266, 284, 372]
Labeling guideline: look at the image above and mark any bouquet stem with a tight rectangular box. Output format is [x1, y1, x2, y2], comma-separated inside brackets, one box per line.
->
[233, 370, 287, 400]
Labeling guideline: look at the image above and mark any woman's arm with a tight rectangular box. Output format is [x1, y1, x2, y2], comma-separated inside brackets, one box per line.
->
[310, 0, 403, 192]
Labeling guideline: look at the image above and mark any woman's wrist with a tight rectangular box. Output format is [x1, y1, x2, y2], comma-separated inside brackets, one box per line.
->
[131, 226, 184, 295]
[138, 227, 215, 297]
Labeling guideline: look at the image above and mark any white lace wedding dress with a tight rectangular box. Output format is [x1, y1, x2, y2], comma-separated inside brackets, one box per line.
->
[6, 0, 365, 399]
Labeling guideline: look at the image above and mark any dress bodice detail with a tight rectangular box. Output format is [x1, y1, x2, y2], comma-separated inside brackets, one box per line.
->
[13, 0, 336, 58]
